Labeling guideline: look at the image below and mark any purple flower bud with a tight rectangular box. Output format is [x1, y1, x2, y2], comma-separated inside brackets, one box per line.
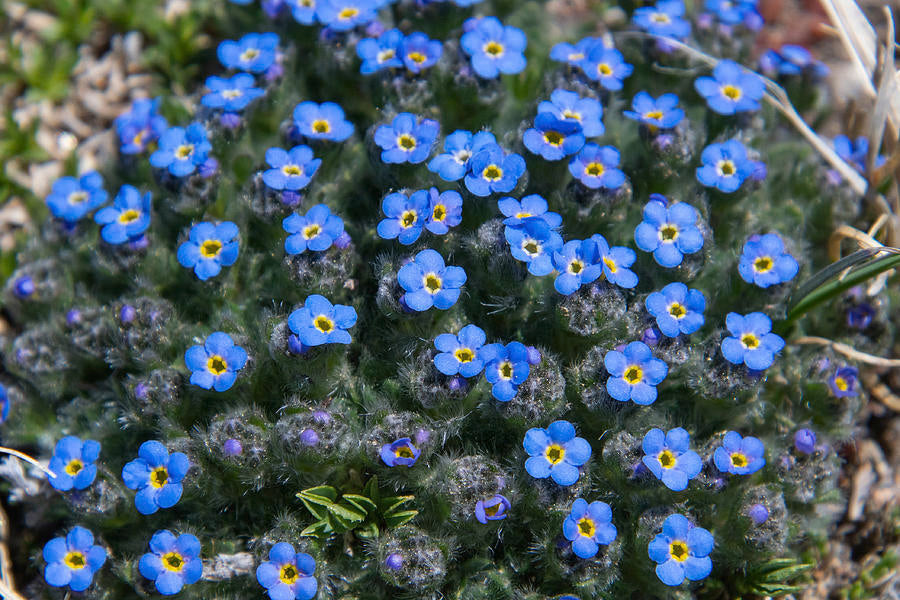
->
[288, 334, 306, 355]
[128, 234, 150, 251]
[648, 193, 669, 207]
[66, 309, 82, 326]
[134, 382, 150, 400]
[695, 12, 714, 29]
[751, 161, 768, 181]
[642, 327, 662, 346]
[398, 295, 415, 314]
[384, 553, 404, 571]
[280, 190, 302, 207]
[119, 304, 137, 324]
[300, 428, 319, 446]
[414, 428, 430, 446]
[264, 62, 284, 81]
[846, 303, 874, 329]
[365, 20, 386, 37]
[743, 10, 764, 31]
[525, 346, 542, 365]
[13, 276, 35, 298]
[652, 133, 675, 151]
[199, 157, 219, 179]
[333, 231, 352, 249]
[220, 112, 242, 129]
[748, 503, 769, 524]
[223, 438, 243, 456]
[447, 376, 468, 392]
[794, 429, 816, 454]
[261, 0, 285, 18]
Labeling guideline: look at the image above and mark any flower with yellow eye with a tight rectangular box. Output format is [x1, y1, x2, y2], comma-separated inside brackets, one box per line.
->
[184, 332, 248, 392]
[694, 59, 764, 115]
[634, 195, 704, 268]
[633, 0, 692, 39]
[288, 294, 357, 348]
[552, 239, 605, 295]
[357, 28, 404, 74]
[481, 341, 532, 402]
[46, 171, 108, 223]
[217, 32, 278, 73]
[377, 190, 429, 245]
[94, 185, 152, 245]
[641, 427, 702, 491]
[604, 341, 668, 405]
[397, 249, 467, 311]
[122, 441, 191, 515]
[475, 494, 511, 524]
[737, 233, 798, 288]
[464, 143, 526, 197]
[177, 222, 240, 281]
[43, 526, 106, 592]
[721, 312, 784, 370]
[568, 143, 626, 190]
[460, 16, 527, 79]
[713, 430, 765, 475]
[150, 122, 211, 177]
[504, 217, 563, 276]
[523, 420, 591, 486]
[262, 145, 321, 192]
[623, 91, 684, 130]
[562, 498, 617, 558]
[498, 194, 562, 229]
[434, 324, 486, 378]
[283, 204, 345, 255]
[292, 101, 355, 142]
[256, 543, 317, 600]
[648, 514, 714, 586]
[380, 437, 421, 467]
[696, 139, 758, 193]
[374, 112, 440, 164]
[645, 282, 706, 337]
[138, 530, 202, 595]
[828, 366, 858, 397]
[429, 130, 497, 182]
[48, 436, 100, 492]
[523, 113, 585, 161]
[399, 32, 442, 74]
[538, 88, 604, 137]
[580, 46, 633, 90]
[425, 188, 462, 235]
[316, 0, 376, 31]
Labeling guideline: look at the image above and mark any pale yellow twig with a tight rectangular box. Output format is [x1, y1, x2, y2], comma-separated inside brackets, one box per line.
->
[792, 336, 900, 367]
[0, 447, 55, 479]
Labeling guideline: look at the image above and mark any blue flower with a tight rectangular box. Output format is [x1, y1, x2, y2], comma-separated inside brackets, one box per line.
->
[122, 441, 190, 515]
[721, 312, 785, 370]
[400, 32, 442, 73]
[645, 282, 705, 337]
[380, 437, 421, 467]
[696, 139, 757, 192]
[505, 218, 563, 276]
[374, 113, 439, 164]
[256, 544, 317, 600]
[641, 428, 702, 491]
[524, 113, 585, 161]
[537, 89, 604, 137]
[549, 36, 603, 65]
[150, 122, 211, 177]
[694, 60, 764, 115]
[562, 498, 616, 558]
[794, 428, 816, 454]
[759, 45, 829, 78]
[43, 526, 106, 591]
[315, 0, 376, 31]
[460, 16, 527, 79]
[748, 504, 769, 524]
[829, 366, 858, 397]
[480, 342, 531, 401]
[580, 46, 633, 90]
[357, 29, 404, 74]
[475, 494, 510, 524]
[434, 324, 486, 377]
[46, 171, 107, 223]
[624, 91, 684, 130]
[138, 530, 202, 595]
[498, 194, 562, 229]
[94, 185, 152, 245]
[177, 222, 240, 281]
[705, 0, 758, 25]
[552, 239, 604, 295]
[648, 514, 714, 586]
[376, 190, 429, 245]
[425, 188, 462, 234]
[737, 233, 799, 288]
[633, 0, 691, 39]
[398, 249, 466, 311]
[604, 341, 668, 405]
[201, 74, 264, 112]
[833, 135, 886, 174]
[464, 144, 526, 196]
[288, 294, 357, 347]
[292, 101, 355, 142]
[634, 197, 703, 267]
[114, 98, 167, 155]
[524, 420, 591, 485]
[428, 130, 497, 182]
[184, 332, 248, 391]
[568, 144, 626, 189]
[591, 234, 639, 289]
[283, 204, 345, 254]
[262, 145, 321, 191]
[288, 0, 318, 24]
[713, 430, 765, 475]
[217, 32, 279, 72]
[48, 436, 100, 492]
[0, 383, 8, 424]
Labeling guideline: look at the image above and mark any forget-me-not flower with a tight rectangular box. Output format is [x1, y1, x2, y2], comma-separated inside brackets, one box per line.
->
[538, 89, 604, 137]
[150, 122, 212, 177]
[605, 341, 668, 405]
[713, 431, 765, 475]
[138, 530, 202, 595]
[315, 0, 376, 30]
[292, 101, 355, 142]
[434, 324, 486, 377]
[696, 139, 758, 192]
[721, 312, 784, 370]
[256, 543, 317, 600]
[498, 194, 562, 229]
[634, 197, 704, 268]
[641, 428, 702, 491]
[460, 16, 527, 79]
[481, 342, 531, 402]
[398, 249, 466, 311]
[591, 234, 639, 289]
[48, 436, 100, 492]
[185, 332, 248, 391]
[465, 144, 526, 196]
[122, 441, 190, 515]
[177, 222, 240, 281]
[400, 32, 442, 73]
[288, 294, 357, 348]
[694, 60, 764, 115]
[114, 98, 167, 155]
[217, 32, 279, 72]
[94, 185, 152, 245]
[633, 0, 692, 39]
[648, 514, 714, 586]
[829, 366, 858, 397]
[738, 233, 799, 288]
[552, 239, 604, 295]
[46, 172, 108, 223]
[623, 92, 684, 130]
[568, 144, 626, 189]
[283, 204, 345, 254]
[428, 130, 496, 181]
[505, 218, 564, 276]
[524, 113, 585, 161]
[563, 498, 616, 558]
[377, 190, 429, 245]
[43, 526, 106, 592]
[425, 188, 462, 234]
[524, 420, 591, 485]
[380, 437, 420, 467]
[645, 282, 706, 337]
[201, 74, 264, 112]
[374, 113, 439, 164]
[357, 29, 404, 74]
[581, 46, 633, 90]
[262, 145, 321, 191]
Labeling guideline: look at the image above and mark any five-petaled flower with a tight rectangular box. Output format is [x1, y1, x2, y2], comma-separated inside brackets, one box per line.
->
[634, 196, 704, 267]
[694, 59, 764, 115]
[523, 420, 591, 486]
[292, 101, 355, 142]
[481, 341, 531, 401]
[604, 341, 668, 405]
[201, 74, 264, 112]
[696, 140, 758, 192]
[43, 526, 106, 592]
[288, 294, 357, 348]
[115, 98, 168, 155]
[645, 282, 706, 337]
[429, 130, 497, 182]
[562, 498, 617, 558]
[568, 144, 626, 189]
[552, 239, 604, 295]
[581, 46, 633, 90]
[475, 494, 511, 524]
[549, 36, 603, 66]
[721, 312, 784, 370]
[374, 113, 440, 164]
[377, 190, 429, 245]
[283, 204, 345, 254]
[498, 194, 562, 229]
[262, 146, 321, 191]
[48, 436, 100, 492]
[829, 366, 858, 397]
[315, 0, 376, 31]
[713, 431, 765, 475]
[434, 324, 486, 378]
[256, 543, 318, 600]
[460, 16, 527, 79]
[217, 32, 279, 72]
[633, 0, 691, 38]
[150, 122, 212, 177]
[397, 249, 466, 311]
[380, 437, 421, 467]
[524, 113, 585, 161]
[641, 428, 702, 491]
[648, 514, 714, 586]
[46, 171, 108, 223]
[737, 233, 799, 288]
[138, 530, 202, 596]
[177, 222, 240, 281]
[425, 188, 463, 234]
[94, 185, 152, 245]
[400, 32, 443, 73]
[505, 217, 564, 276]
[538, 88, 604, 137]
[623, 91, 685, 130]
[591, 234, 639, 288]
[122, 441, 190, 515]
[185, 331, 248, 391]
[464, 144, 526, 196]
[357, 29, 404, 74]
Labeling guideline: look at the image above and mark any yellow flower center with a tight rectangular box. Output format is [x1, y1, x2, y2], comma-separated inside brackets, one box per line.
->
[562, 109, 582, 121]
[312, 119, 331, 134]
[454, 348, 474, 363]
[568, 259, 584, 274]
[753, 256, 773, 273]
[150, 466, 169, 488]
[730, 452, 748, 468]
[432, 204, 446, 222]
[407, 51, 427, 64]
[65, 459, 84, 476]
[337, 6, 359, 19]
[162, 551, 184, 572]
[669, 540, 689, 562]
[280, 563, 299, 584]
[668, 302, 686, 318]
[400, 210, 417, 228]
[397, 134, 417, 151]
[282, 164, 303, 176]
[597, 63, 612, 76]
[132, 130, 146, 147]
[515, 212, 531, 219]
[659, 224, 679, 241]
[498, 360, 514, 380]
[543, 131, 564, 147]
[545, 443, 565, 465]
[423, 273, 442, 294]
[577, 517, 595, 538]
[522, 239, 541, 256]
[314, 315, 334, 333]
[394, 445, 414, 459]
[240, 48, 260, 62]
[377, 49, 395, 63]
[717, 160, 736, 176]
[302, 224, 321, 239]
[222, 89, 243, 99]
[200, 240, 222, 258]
[68, 191, 88, 205]
[118, 209, 141, 224]
[482, 165, 503, 181]
[741, 333, 759, 349]
[584, 162, 605, 177]
[567, 52, 584, 61]
[207, 355, 228, 375]
[484, 503, 501, 517]
[644, 110, 664, 120]
[721, 84, 743, 100]
[658, 449, 677, 468]
[484, 41, 504, 57]
[651, 12, 671, 23]
[623, 365, 643, 385]
[603, 257, 617, 273]
[834, 376, 848, 391]
[175, 144, 194, 159]
[64, 551, 87, 570]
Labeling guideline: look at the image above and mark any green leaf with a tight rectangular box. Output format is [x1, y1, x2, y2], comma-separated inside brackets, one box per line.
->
[298, 497, 329, 520]
[326, 501, 367, 524]
[380, 495, 415, 515]
[356, 523, 380, 539]
[363, 476, 380, 504]
[299, 486, 338, 501]
[384, 509, 418, 528]
[762, 564, 814, 582]
[300, 519, 331, 538]
[342, 494, 377, 515]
